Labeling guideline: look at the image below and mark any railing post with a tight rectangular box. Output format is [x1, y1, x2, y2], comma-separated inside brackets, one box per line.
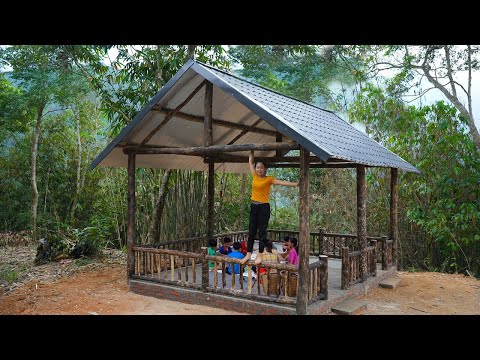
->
[370, 240, 377, 276]
[319, 255, 328, 300]
[381, 236, 387, 270]
[201, 246, 208, 292]
[341, 247, 349, 290]
[319, 228, 325, 255]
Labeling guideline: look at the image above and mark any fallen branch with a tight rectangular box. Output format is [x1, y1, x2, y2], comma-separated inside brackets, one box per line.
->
[409, 307, 429, 313]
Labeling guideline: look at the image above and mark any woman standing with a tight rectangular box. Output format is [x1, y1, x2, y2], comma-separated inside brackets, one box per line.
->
[242, 151, 299, 265]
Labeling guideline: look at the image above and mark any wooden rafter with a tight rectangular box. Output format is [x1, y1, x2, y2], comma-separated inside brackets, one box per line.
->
[227, 117, 263, 145]
[137, 80, 207, 148]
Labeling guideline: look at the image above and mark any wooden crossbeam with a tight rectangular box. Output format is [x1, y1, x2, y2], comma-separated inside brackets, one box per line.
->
[204, 155, 325, 163]
[129, 142, 299, 155]
[268, 163, 359, 169]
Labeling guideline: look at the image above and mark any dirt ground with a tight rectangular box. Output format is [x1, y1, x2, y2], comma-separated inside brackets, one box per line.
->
[1, 244, 479, 315]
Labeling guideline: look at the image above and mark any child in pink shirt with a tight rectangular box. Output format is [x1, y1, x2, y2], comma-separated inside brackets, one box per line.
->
[287, 238, 299, 265]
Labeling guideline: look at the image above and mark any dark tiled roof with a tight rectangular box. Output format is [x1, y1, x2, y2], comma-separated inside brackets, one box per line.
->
[91, 59, 419, 173]
[196, 62, 418, 173]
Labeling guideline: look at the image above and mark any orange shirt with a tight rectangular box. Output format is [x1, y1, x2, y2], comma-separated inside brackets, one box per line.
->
[251, 173, 275, 203]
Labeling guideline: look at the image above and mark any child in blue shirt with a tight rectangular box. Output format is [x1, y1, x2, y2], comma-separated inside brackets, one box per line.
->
[218, 237, 233, 255]
[226, 242, 245, 274]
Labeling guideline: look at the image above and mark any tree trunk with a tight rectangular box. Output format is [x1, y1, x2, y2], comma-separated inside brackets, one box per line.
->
[31, 105, 44, 242]
[148, 169, 172, 243]
[187, 45, 195, 60]
[148, 45, 196, 243]
[422, 64, 480, 153]
[156, 45, 163, 89]
[70, 109, 82, 223]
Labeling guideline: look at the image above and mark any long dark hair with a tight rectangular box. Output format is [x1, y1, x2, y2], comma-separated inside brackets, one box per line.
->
[265, 240, 274, 253]
[290, 237, 298, 253]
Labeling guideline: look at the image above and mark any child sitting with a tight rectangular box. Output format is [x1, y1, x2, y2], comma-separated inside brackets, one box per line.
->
[240, 239, 247, 256]
[207, 238, 219, 271]
[279, 236, 299, 265]
[218, 237, 233, 255]
[285, 237, 299, 265]
[226, 242, 244, 274]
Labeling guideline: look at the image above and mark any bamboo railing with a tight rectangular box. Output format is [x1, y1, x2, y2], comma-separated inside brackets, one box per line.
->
[133, 246, 203, 289]
[145, 236, 206, 253]
[132, 238, 329, 306]
[340, 243, 377, 290]
[133, 228, 392, 303]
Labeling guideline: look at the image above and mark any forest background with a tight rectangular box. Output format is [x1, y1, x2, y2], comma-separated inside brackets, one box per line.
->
[0, 45, 478, 281]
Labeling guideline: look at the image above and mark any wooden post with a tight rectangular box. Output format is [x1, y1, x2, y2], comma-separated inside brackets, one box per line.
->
[205, 82, 214, 241]
[204, 82, 213, 147]
[320, 255, 328, 299]
[390, 168, 398, 269]
[207, 163, 215, 240]
[381, 236, 387, 270]
[341, 247, 349, 289]
[127, 152, 136, 282]
[201, 247, 208, 291]
[357, 165, 367, 282]
[296, 146, 310, 315]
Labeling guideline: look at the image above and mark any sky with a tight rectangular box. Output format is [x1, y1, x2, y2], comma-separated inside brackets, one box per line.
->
[384, 67, 480, 129]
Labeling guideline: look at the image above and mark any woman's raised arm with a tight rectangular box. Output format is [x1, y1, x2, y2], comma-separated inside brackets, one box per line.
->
[248, 151, 255, 175]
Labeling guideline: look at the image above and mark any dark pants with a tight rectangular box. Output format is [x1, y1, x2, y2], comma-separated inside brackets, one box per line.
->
[247, 202, 270, 253]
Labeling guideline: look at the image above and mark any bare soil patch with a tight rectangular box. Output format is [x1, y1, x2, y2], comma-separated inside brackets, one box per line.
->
[357, 271, 480, 315]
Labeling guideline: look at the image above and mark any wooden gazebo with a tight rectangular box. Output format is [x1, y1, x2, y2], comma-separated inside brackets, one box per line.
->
[91, 59, 419, 315]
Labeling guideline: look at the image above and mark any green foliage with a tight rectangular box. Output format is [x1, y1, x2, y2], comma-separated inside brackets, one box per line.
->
[69, 226, 105, 258]
[34, 231, 73, 264]
[66, 45, 230, 136]
[349, 85, 480, 276]
[0, 264, 19, 285]
[0, 73, 32, 135]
